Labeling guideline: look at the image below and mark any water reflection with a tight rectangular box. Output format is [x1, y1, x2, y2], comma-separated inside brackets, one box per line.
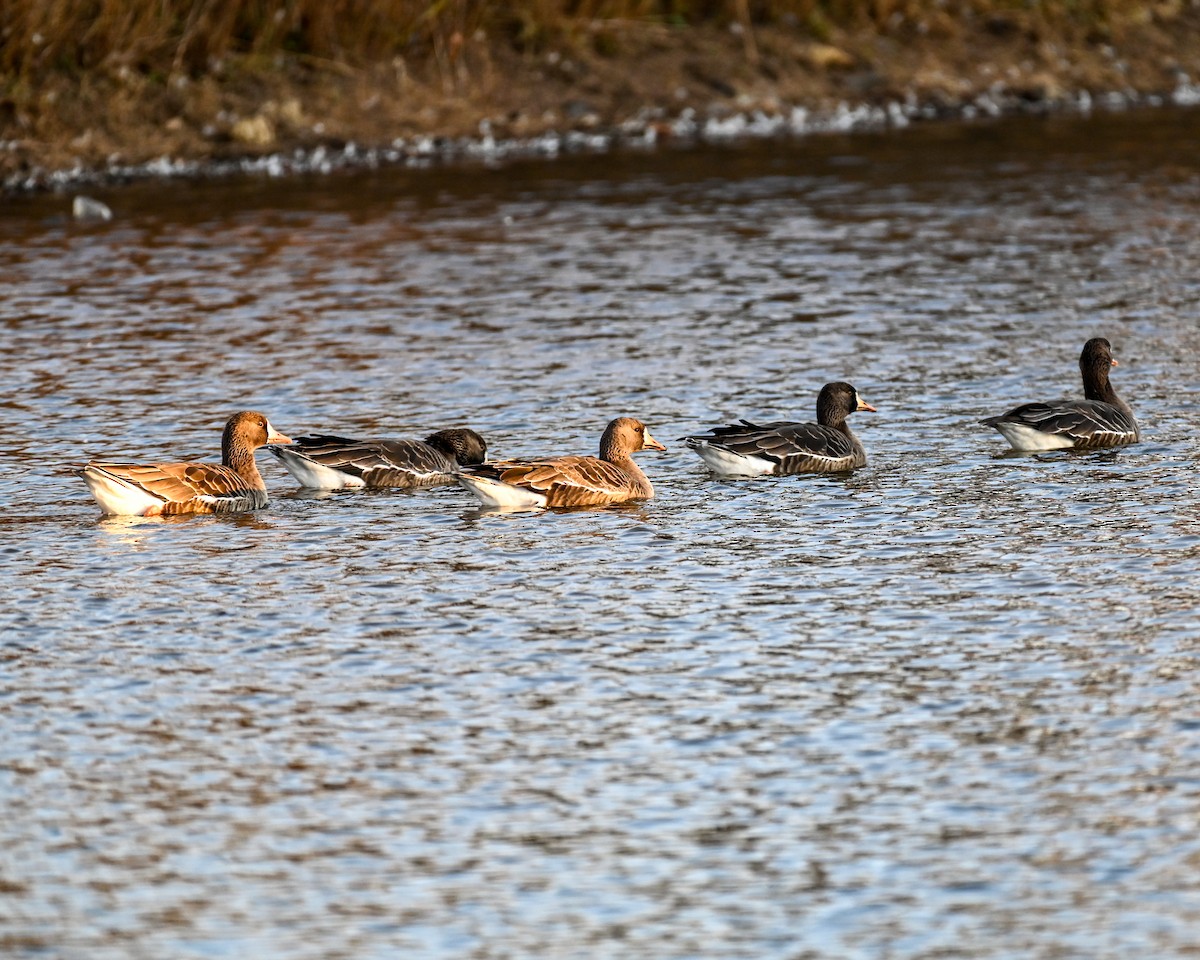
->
[2, 108, 1200, 959]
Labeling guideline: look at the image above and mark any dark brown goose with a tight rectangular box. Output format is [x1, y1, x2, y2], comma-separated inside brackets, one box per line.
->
[981, 337, 1139, 450]
[268, 428, 487, 489]
[457, 417, 665, 508]
[78, 411, 292, 516]
[682, 381, 876, 476]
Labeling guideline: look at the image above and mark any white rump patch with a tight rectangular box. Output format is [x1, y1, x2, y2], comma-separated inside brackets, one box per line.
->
[80, 468, 163, 516]
[990, 422, 1077, 451]
[271, 448, 366, 489]
[457, 474, 547, 509]
[689, 442, 776, 477]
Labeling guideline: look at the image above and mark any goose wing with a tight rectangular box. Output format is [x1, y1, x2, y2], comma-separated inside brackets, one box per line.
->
[86, 461, 264, 511]
[982, 400, 1138, 448]
[286, 435, 457, 486]
[688, 419, 857, 464]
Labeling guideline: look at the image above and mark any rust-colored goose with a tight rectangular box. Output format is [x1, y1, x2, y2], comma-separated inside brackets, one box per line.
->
[457, 417, 665, 509]
[78, 410, 292, 516]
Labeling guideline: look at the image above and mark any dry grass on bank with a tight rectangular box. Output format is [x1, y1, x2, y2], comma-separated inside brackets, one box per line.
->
[3, 1, 1195, 184]
[1, 0, 1180, 86]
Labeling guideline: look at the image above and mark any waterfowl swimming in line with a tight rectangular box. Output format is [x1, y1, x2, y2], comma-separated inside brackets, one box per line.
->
[981, 337, 1138, 451]
[78, 411, 291, 516]
[268, 428, 487, 489]
[457, 417, 665, 509]
[681, 381, 876, 476]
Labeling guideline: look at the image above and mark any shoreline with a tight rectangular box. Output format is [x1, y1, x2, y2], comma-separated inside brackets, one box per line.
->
[17, 84, 1200, 198]
[7, 13, 1200, 194]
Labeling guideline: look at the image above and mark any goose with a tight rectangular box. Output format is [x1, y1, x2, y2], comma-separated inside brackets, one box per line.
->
[78, 411, 292, 516]
[457, 417, 665, 509]
[681, 381, 876, 476]
[267, 428, 487, 489]
[981, 337, 1139, 451]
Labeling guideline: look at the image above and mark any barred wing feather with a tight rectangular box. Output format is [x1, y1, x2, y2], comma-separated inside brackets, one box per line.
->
[271, 435, 458, 488]
[685, 420, 862, 473]
[981, 400, 1138, 450]
[475, 456, 644, 507]
[84, 461, 268, 514]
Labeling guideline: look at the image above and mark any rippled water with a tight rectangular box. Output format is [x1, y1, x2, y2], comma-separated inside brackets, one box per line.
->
[3, 108, 1200, 959]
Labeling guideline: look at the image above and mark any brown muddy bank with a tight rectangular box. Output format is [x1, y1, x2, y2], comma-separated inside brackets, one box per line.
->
[5, 7, 1200, 191]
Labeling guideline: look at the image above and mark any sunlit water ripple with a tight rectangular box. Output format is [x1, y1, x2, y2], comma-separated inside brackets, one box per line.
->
[2, 108, 1200, 959]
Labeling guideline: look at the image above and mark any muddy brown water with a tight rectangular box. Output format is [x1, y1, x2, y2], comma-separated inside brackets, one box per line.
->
[3, 108, 1200, 959]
